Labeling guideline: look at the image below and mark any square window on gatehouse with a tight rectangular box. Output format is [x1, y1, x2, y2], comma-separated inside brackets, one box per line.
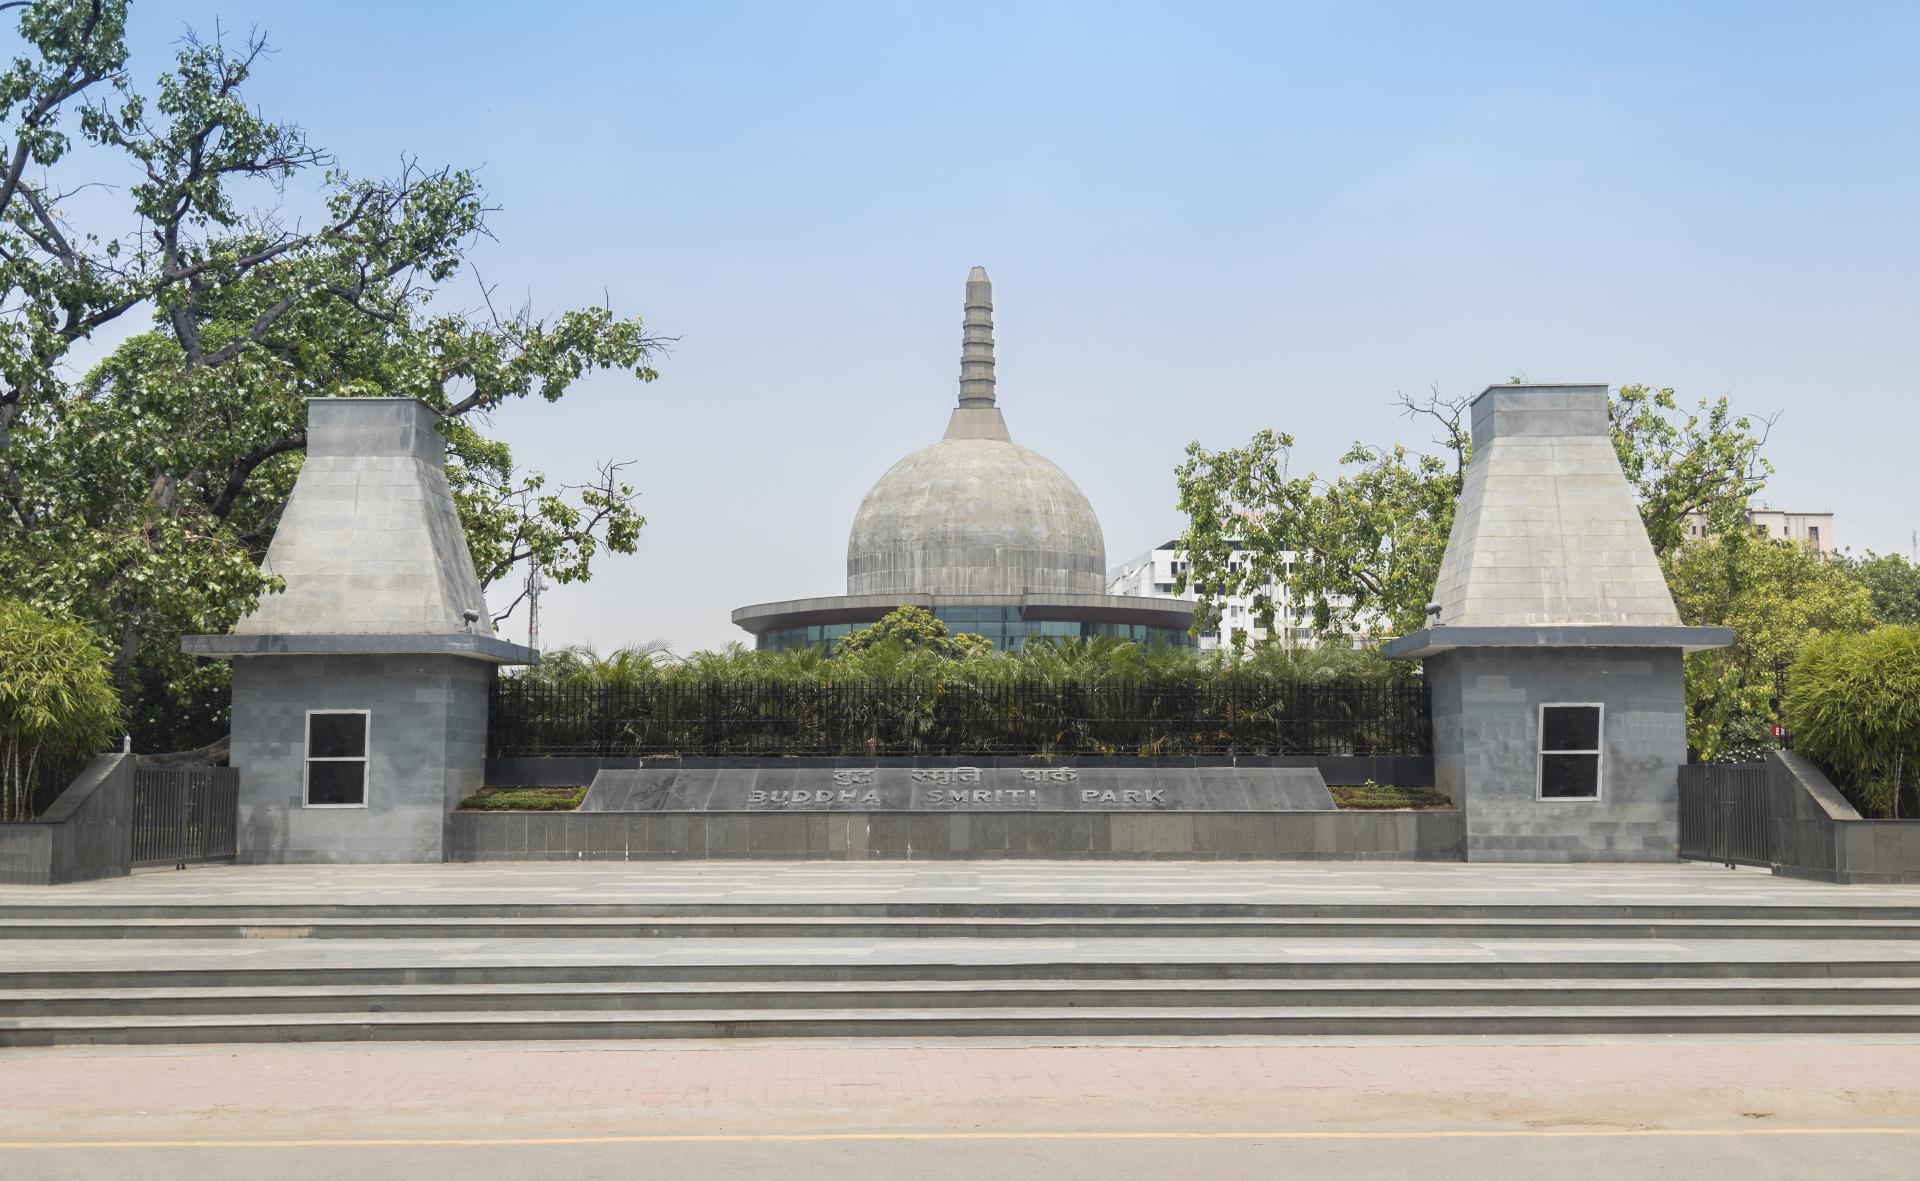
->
[305, 710, 370, 807]
[1537, 704, 1602, 800]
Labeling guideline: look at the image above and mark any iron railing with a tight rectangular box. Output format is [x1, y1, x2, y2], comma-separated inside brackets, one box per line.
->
[132, 766, 239, 868]
[487, 679, 1434, 759]
[1678, 762, 1771, 868]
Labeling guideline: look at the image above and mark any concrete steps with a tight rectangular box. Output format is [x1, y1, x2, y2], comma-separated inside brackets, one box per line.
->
[6, 976, 1920, 1019]
[4, 895, 1920, 1044]
[9, 915, 1920, 940]
[9, 1004, 1920, 1046]
[9, 901, 1920, 919]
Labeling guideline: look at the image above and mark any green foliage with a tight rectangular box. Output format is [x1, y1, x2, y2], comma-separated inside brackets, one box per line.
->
[501, 637, 1424, 759]
[1785, 626, 1920, 818]
[523, 634, 1405, 693]
[0, 598, 121, 820]
[1329, 784, 1453, 810]
[0, 5, 662, 749]
[1668, 535, 1874, 760]
[1175, 426, 1458, 638]
[526, 640, 678, 687]
[1834, 552, 1920, 627]
[1173, 385, 1774, 641]
[832, 607, 991, 660]
[1610, 385, 1773, 559]
[456, 787, 587, 812]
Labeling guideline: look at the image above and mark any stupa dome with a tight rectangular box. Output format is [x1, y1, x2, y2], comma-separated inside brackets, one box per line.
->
[845, 268, 1106, 596]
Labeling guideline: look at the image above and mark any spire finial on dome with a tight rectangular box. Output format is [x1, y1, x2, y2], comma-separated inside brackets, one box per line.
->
[958, 266, 995, 408]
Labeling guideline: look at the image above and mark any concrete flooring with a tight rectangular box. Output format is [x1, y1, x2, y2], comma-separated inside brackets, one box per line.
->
[5, 863, 1920, 1174]
[7, 859, 1920, 908]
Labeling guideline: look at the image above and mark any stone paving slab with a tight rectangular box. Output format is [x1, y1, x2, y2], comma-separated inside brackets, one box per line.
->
[13, 976, 1917, 1002]
[7, 936, 1920, 973]
[7, 860, 1920, 908]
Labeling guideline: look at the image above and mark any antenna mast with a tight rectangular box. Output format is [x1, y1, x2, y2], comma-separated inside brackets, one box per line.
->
[526, 555, 546, 650]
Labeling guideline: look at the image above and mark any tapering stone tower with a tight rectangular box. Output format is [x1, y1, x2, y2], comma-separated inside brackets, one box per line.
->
[735, 269, 1192, 650]
[1385, 384, 1730, 862]
[185, 398, 535, 863]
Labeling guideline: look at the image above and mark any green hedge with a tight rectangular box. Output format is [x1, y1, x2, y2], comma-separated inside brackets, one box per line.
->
[0, 599, 121, 821]
[1785, 625, 1920, 818]
[1330, 784, 1454, 811]
[457, 787, 588, 812]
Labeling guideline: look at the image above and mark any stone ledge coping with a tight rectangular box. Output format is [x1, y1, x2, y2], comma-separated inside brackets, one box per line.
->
[1381, 624, 1733, 660]
[731, 592, 1194, 632]
[182, 633, 537, 665]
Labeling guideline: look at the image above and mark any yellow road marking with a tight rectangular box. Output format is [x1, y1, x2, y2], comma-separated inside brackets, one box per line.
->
[2, 1128, 1919, 1150]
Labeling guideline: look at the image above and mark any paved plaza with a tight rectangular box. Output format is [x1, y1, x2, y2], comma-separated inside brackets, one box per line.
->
[3, 861, 1919, 1176]
[7, 858, 1920, 909]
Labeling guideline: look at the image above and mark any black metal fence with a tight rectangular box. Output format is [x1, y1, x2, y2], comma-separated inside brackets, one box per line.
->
[132, 766, 239, 868]
[487, 679, 1433, 759]
[1678, 763, 1771, 868]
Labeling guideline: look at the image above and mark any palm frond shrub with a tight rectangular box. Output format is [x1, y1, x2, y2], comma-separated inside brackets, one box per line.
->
[494, 634, 1428, 758]
[0, 599, 122, 821]
[1785, 626, 1920, 817]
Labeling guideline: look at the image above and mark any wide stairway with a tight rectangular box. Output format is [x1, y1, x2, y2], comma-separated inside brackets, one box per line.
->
[5, 884, 1920, 1044]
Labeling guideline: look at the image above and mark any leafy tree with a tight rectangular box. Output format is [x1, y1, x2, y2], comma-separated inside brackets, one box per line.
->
[832, 606, 991, 659]
[1834, 551, 1920, 627]
[1174, 385, 1773, 640]
[1785, 626, 1920, 817]
[0, 4, 664, 748]
[1610, 385, 1774, 557]
[0, 598, 121, 820]
[1667, 534, 1874, 760]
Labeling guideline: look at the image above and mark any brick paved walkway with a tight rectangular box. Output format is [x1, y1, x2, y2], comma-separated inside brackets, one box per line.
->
[6, 1038, 1920, 1142]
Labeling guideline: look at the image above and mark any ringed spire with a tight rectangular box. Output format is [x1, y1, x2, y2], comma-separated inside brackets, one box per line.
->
[958, 265, 995, 407]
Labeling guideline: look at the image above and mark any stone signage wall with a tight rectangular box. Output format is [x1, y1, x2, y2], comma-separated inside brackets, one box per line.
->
[487, 754, 1438, 792]
[581, 762, 1335, 813]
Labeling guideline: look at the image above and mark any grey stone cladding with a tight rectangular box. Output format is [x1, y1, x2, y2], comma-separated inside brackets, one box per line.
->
[230, 655, 490, 864]
[237, 398, 496, 638]
[448, 808, 1465, 862]
[580, 763, 1336, 812]
[1428, 647, 1684, 862]
[1431, 384, 1683, 628]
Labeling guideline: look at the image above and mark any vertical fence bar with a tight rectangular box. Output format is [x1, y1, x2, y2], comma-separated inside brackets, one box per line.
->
[482, 676, 1439, 760]
[1677, 762, 1770, 868]
[132, 766, 239, 868]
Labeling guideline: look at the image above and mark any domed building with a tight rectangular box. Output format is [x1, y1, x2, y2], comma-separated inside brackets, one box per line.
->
[733, 268, 1194, 651]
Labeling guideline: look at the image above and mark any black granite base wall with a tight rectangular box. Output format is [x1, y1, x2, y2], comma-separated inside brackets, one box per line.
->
[447, 808, 1465, 862]
[0, 753, 134, 885]
[1769, 751, 1920, 885]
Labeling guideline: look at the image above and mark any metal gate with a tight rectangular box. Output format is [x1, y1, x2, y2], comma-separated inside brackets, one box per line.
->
[133, 766, 239, 868]
[1677, 763, 1771, 868]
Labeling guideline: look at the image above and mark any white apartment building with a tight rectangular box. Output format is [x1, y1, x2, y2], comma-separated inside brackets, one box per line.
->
[1107, 539, 1370, 650]
[1682, 505, 1835, 554]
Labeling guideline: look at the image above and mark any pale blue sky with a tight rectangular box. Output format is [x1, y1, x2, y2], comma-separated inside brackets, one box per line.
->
[125, 1, 1919, 651]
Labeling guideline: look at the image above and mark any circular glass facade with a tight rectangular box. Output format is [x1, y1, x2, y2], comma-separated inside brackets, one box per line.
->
[755, 606, 1193, 653]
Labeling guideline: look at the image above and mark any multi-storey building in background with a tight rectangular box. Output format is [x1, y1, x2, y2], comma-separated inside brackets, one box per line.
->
[1682, 505, 1835, 554]
[1107, 539, 1373, 650]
